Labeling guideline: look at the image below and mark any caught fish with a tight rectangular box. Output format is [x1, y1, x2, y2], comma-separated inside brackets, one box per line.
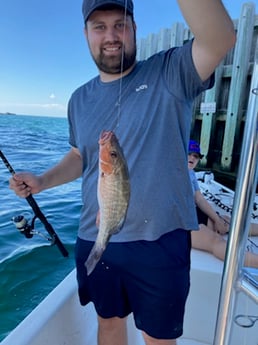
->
[85, 131, 130, 275]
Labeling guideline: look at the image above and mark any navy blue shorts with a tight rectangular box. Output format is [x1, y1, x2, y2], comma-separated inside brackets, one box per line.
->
[75, 229, 191, 339]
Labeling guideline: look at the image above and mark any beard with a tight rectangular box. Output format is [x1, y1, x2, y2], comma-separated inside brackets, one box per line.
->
[91, 40, 137, 74]
[94, 49, 136, 74]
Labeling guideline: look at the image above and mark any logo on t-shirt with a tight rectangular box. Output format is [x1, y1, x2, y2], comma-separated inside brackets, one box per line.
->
[136, 84, 148, 92]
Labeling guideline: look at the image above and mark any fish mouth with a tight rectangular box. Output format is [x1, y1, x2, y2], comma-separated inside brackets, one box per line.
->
[99, 131, 115, 144]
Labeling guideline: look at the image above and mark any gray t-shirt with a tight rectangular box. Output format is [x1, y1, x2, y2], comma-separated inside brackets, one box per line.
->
[68, 40, 214, 242]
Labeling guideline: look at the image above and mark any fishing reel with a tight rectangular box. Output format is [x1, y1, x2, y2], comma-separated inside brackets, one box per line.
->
[12, 213, 56, 244]
[12, 214, 36, 239]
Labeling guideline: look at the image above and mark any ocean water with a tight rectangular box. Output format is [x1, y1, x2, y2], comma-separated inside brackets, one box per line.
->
[0, 114, 82, 341]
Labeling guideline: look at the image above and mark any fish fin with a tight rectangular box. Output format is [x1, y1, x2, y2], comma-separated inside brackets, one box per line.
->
[84, 243, 105, 276]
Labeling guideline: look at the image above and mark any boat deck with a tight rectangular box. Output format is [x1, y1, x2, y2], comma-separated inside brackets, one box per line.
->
[179, 340, 209, 345]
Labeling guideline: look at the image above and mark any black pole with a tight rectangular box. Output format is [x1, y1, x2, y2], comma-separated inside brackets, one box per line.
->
[0, 150, 69, 257]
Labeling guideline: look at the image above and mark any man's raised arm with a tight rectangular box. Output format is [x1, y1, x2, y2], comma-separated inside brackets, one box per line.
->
[177, 0, 236, 81]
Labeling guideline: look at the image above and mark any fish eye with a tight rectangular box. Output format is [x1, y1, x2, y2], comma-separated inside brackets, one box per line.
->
[110, 151, 118, 158]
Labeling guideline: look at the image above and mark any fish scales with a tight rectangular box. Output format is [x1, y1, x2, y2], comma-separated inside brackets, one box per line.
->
[99, 171, 129, 228]
[85, 131, 130, 275]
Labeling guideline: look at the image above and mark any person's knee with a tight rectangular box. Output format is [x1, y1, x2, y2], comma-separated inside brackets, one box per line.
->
[98, 315, 127, 332]
[213, 233, 226, 246]
[97, 315, 128, 345]
[142, 331, 177, 345]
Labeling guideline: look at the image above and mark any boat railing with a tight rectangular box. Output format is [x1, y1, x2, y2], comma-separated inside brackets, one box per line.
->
[213, 55, 258, 344]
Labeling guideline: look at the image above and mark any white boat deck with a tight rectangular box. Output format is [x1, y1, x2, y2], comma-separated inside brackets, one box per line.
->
[179, 340, 209, 345]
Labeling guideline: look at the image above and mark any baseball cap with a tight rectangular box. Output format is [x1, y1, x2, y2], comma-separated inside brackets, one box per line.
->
[82, 0, 134, 22]
[188, 140, 204, 159]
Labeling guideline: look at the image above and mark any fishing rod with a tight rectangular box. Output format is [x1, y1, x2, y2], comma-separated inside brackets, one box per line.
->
[0, 150, 69, 257]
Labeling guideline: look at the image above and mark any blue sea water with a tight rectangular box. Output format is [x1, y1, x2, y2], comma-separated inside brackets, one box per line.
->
[0, 114, 82, 341]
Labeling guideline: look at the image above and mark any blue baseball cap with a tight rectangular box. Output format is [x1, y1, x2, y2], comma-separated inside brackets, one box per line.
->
[82, 0, 134, 22]
[188, 140, 204, 159]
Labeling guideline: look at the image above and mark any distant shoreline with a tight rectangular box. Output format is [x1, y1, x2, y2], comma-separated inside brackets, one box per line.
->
[0, 112, 16, 115]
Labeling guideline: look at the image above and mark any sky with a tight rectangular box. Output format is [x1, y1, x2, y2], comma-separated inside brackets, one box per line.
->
[0, 0, 251, 117]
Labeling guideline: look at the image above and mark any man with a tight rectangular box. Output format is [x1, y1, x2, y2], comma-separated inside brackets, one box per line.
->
[9, 1, 236, 344]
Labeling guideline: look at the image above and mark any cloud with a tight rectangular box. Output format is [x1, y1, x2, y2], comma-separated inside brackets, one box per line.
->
[49, 93, 56, 99]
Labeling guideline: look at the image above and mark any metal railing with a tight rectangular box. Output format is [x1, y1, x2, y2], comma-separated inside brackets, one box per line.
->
[213, 59, 258, 344]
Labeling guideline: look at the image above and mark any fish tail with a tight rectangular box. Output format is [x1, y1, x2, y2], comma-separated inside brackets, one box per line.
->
[84, 243, 105, 276]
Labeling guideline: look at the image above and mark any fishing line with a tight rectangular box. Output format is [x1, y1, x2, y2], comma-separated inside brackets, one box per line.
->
[114, 0, 129, 131]
[0, 150, 69, 257]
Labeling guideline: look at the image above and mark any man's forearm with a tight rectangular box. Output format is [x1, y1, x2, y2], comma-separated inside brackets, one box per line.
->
[40, 148, 83, 191]
[177, 0, 235, 44]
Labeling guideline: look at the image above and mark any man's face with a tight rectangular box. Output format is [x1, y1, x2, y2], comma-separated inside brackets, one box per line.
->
[85, 8, 136, 76]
